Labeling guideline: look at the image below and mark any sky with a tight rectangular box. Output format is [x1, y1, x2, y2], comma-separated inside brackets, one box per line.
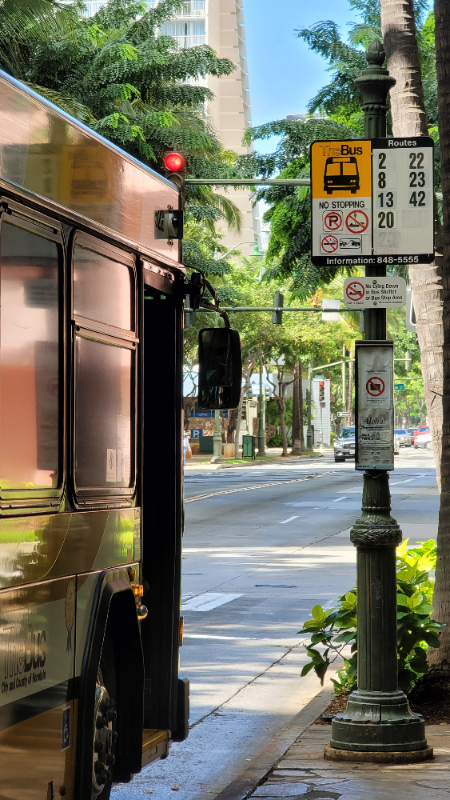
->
[244, 0, 360, 128]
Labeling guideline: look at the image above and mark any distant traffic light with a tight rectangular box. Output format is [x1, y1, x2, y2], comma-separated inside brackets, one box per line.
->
[272, 290, 284, 325]
[319, 381, 325, 405]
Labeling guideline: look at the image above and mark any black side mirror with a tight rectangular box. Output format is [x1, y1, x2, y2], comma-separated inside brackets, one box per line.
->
[198, 327, 242, 409]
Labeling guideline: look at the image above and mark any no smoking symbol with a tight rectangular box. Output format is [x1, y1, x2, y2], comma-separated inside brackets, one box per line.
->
[320, 234, 339, 254]
[346, 210, 369, 233]
[323, 211, 343, 231]
[346, 281, 365, 302]
[366, 376, 385, 397]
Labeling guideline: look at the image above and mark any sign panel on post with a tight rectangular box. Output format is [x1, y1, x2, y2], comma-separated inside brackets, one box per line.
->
[311, 140, 373, 267]
[355, 341, 394, 471]
[343, 276, 406, 309]
[311, 138, 434, 267]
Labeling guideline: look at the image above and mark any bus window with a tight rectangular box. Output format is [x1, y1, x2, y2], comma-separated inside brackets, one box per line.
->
[74, 336, 133, 490]
[72, 236, 136, 501]
[73, 243, 134, 332]
[0, 220, 60, 491]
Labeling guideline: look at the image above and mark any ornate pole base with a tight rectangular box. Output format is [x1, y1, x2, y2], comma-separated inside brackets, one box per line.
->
[328, 470, 431, 760]
[330, 690, 427, 753]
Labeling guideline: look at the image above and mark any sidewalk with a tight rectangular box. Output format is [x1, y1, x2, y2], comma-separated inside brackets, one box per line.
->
[185, 449, 329, 470]
[214, 686, 450, 800]
[247, 723, 450, 799]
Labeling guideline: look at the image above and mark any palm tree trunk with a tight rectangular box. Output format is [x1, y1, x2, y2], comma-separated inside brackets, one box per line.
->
[428, 0, 450, 667]
[380, 0, 444, 489]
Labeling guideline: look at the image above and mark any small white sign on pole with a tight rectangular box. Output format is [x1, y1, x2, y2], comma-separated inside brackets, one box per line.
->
[322, 299, 341, 321]
[355, 341, 394, 471]
[337, 412, 351, 417]
[343, 276, 406, 309]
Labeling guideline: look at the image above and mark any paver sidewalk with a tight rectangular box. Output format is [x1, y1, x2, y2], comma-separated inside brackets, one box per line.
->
[249, 724, 450, 799]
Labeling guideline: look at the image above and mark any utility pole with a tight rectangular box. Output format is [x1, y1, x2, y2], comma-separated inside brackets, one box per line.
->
[306, 360, 313, 451]
[257, 356, 266, 456]
[328, 40, 430, 761]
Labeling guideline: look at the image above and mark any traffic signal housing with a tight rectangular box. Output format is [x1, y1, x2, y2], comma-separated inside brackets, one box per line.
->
[163, 151, 186, 188]
[272, 290, 284, 325]
[319, 381, 325, 406]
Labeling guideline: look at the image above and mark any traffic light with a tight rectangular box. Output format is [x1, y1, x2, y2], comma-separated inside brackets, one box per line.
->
[319, 381, 325, 405]
[272, 290, 284, 325]
[163, 151, 186, 187]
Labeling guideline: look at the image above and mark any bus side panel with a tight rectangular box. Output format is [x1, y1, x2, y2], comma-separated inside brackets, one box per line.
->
[0, 577, 75, 799]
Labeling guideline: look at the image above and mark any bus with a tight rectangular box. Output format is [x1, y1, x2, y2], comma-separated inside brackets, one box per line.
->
[0, 69, 241, 800]
[324, 156, 360, 194]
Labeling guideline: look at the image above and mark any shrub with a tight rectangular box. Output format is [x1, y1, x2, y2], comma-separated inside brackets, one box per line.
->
[299, 539, 445, 696]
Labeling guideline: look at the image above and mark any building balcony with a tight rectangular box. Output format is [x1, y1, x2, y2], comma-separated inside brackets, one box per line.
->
[170, 34, 206, 47]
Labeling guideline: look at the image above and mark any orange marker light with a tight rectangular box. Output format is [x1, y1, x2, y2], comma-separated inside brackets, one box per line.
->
[132, 584, 144, 598]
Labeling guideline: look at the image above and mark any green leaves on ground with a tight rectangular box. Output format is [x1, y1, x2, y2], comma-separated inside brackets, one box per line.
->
[299, 540, 445, 695]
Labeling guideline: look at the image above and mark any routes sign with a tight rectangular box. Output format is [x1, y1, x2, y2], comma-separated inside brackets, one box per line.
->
[311, 138, 434, 267]
[355, 341, 394, 471]
[343, 276, 406, 309]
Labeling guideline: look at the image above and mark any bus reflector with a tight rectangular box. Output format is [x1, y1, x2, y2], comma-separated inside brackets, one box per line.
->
[132, 584, 144, 598]
[179, 616, 184, 646]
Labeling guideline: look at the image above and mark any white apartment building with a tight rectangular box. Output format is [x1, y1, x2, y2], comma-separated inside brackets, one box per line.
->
[82, 0, 261, 256]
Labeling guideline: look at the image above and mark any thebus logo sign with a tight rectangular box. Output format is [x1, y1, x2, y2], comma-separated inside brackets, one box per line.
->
[1, 625, 47, 696]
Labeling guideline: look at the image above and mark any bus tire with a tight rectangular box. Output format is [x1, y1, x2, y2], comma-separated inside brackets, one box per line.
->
[92, 632, 118, 800]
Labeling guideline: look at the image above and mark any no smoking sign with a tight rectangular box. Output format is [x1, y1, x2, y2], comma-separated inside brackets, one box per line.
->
[346, 280, 365, 303]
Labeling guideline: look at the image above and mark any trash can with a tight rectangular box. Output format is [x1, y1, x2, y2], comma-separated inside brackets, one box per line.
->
[199, 436, 214, 455]
[242, 434, 256, 459]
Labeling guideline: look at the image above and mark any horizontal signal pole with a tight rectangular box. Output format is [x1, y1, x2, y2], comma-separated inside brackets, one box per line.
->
[184, 178, 310, 186]
[184, 306, 354, 313]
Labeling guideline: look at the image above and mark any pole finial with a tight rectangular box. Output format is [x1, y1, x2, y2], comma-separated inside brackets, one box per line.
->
[366, 38, 385, 67]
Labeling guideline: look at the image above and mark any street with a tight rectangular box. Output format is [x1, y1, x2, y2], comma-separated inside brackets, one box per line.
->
[112, 448, 438, 800]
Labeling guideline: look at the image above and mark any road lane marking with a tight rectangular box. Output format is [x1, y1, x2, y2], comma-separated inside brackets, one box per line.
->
[390, 478, 416, 485]
[333, 496, 347, 502]
[279, 516, 299, 524]
[185, 472, 336, 503]
[182, 592, 243, 611]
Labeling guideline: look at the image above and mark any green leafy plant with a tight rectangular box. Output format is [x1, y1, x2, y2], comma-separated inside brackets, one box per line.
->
[299, 540, 445, 695]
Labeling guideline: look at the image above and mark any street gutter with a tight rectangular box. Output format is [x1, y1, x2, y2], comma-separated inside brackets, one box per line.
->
[212, 683, 335, 800]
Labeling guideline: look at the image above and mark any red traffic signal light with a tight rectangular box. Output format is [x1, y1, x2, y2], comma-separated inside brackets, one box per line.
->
[164, 152, 185, 172]
[319, 381, 325, 387]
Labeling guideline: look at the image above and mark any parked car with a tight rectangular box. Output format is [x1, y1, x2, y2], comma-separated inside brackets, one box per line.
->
[395, 428, 412, 447]
[334, 426, 355, 462]
[394, 433, 400, 455]
[414, 426, 431, 448]
[408, 427, 417, 441]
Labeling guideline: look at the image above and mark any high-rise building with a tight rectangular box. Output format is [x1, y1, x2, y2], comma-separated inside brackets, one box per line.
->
[83, 0, 261, 256]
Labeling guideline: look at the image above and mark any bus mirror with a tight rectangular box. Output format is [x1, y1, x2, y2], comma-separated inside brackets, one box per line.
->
[198, 328, 242, 410]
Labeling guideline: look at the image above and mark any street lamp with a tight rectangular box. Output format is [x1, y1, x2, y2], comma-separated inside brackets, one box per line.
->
[215, 240, 263, 260]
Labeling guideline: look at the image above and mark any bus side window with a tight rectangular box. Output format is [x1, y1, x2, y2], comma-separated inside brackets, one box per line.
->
[0, 220, 60, 492]
[72, 237, 136, 500]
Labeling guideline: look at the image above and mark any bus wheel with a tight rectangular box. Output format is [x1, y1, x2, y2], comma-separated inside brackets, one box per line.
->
[92, 633, 117, 799]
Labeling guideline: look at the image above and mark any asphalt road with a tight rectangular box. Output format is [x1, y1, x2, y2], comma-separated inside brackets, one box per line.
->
[112, 447, 438, 800]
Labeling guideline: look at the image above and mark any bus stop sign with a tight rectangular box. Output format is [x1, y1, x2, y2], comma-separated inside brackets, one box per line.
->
[311, 138, 435, 267]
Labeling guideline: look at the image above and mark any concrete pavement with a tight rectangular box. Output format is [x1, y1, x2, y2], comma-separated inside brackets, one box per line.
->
[112, 448, 439, 800]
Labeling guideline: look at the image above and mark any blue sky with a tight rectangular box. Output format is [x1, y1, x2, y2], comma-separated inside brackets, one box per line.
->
[244, 0, 360, 127]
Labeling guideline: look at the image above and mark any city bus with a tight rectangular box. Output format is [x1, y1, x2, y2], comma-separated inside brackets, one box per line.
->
[0, 69, 241, 800]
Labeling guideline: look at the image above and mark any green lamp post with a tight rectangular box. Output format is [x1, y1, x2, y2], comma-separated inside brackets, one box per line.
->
[210, 409, 224, 463]
[257, 356, 266, 456]
[326, 40, 431, 762]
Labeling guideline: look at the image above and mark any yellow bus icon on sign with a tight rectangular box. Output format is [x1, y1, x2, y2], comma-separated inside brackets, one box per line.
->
[324, 156, 360, 194]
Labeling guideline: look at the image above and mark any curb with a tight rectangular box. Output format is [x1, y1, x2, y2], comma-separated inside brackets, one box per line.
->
[185, 453, 325, 470]
[212, 684, 335, 800]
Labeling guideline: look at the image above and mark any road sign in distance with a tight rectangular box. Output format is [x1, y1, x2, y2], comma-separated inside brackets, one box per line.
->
[337, 412, 351, 417]
[355, 341, 394, 471]
[311, 138, 434, 267]
[394, 383, 405, 391]
[343, 276, 406, 309]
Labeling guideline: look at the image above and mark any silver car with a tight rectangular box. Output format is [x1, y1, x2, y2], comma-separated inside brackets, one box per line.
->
[334, 426, 355, 462]
[395, 428, 412, 447]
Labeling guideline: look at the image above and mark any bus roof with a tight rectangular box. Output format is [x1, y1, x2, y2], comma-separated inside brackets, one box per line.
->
[0, 70, 181, 269]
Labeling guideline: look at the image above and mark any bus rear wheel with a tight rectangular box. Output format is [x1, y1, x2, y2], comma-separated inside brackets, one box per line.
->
[92, 633, 117, 799]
